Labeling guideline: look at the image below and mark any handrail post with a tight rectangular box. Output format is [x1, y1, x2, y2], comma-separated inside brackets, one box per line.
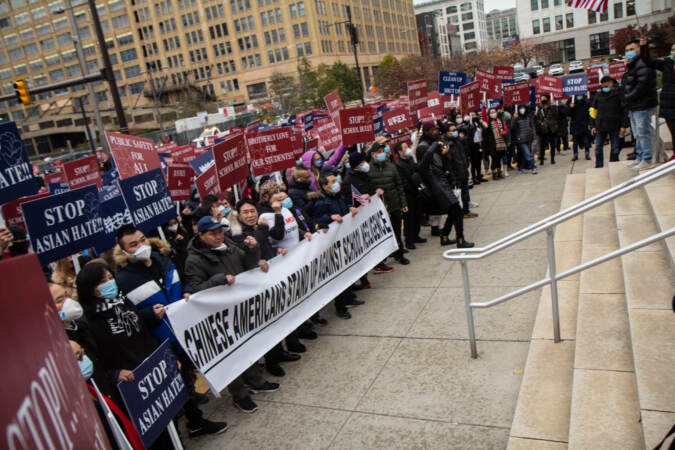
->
[460, 260, 478, 358]
[546, 227, 561, 343]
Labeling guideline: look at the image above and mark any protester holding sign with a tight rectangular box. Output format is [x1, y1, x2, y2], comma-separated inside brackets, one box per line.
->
[300, 144, 348, 190]
[591, 76, 627, 167]
[481, 107, 509, 180]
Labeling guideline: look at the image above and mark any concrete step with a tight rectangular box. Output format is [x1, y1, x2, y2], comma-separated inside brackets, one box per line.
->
[643, 167, 675, 268]
[508, 173, 585, 448]
[568, 167, 643, 449]
[609, 162, 675, 449]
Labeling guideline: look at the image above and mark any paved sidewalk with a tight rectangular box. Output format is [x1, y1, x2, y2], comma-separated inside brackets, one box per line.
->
[184, 148, 607, 449]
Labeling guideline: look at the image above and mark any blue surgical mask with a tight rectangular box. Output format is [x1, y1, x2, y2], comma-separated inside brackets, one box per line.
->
[79, 354, 94, 380]
[345, 162, 351, 169]
[359, 162, 370, 173]
[98, 279, 118, 299]
[222, 206, 232, 215]
[282, 197, 293, 209]
[625, 50, 637, 60]
[330, 183, 341, 194]
[602, 87, 611, 93]
[451, 131, 458, 138]
[296, 158, 303, 166]
[315, 159, 323, 168]
[375, 153, 387, 162]
[336, 174, 342, 184]
[384, 145, 391, 153]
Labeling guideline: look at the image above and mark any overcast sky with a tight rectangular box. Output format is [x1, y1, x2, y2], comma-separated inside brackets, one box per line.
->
[413, 0, 516, 10]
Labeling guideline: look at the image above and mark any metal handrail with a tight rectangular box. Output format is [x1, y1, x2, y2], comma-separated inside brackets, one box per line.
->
[443, 160, 675, 358]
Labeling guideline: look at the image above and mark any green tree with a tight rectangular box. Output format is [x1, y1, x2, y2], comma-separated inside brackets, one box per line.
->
[297, 57, 321, 108]
[317, 61, 362, 103]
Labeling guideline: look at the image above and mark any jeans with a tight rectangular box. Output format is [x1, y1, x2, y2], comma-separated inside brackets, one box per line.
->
[629, 108, 654, 163]
[518, 142, 536, 170]
[572, 133, 589, 156]
[594, 130, 620, 168]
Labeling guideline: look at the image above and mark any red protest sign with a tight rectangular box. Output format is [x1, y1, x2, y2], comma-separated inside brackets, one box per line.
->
[290, 128, 304, 157]
[168, 164, 193, 201]
[587, 68, 603, 91]
[441, 95, 454, 115]
[476, 69, 499, 98]
[1, 254, 112, 449]
[609, 61, 627, 80]
[157, 142, 178, 153]
[339, 107, 375, 146]
[213, 132, 249, 192]
[51, 159, 64, 171]
[247, 127, 295, 177]
[194, 163, 221, 199]
[382, 108, 411, 133]
[44, 171, 66, 185]
[245, 120, 260, 135]
[1, 191, 50, 229]
[324, 90, 343, 126]
[388, 132, 413, 147]
[172, 145, 196, 163]
[493, 66, 514, 80]
[460, 80, 481, 114]
[503, 82, 531, 107]
[537, 75, 563, 97]
[63, 154, 102, 190]
[106, 131, 161, 179]
[417, 105, 443, 121]
[314, 117, 342, 151]
[407, 79, 428, 111]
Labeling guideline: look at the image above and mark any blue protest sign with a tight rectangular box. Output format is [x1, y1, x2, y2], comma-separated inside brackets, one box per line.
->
[373, 116, 385, 137]
[102, 168, 120, 186]
[189, 149, 214, 176]
[118, 168, 176, 233]
[98, 184, 120, 203]
[302, 113, 313, 131]
[438, 71, 468, 96]
[487, 99, 502, 109]
[529, 86, 536, 107]
[117, 340, 188, 449]
[22, 185, 105, 265]
[48, 182, 69, 195]
[501, 79, 515, 86]
[95, 195, 132, 253]
[562, 74, 588, 96]
[0, 121, 38, 205]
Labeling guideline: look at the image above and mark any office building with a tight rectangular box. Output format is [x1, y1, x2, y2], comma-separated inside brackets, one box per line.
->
[0, 0, 419, 155]
[516, 0, 673, 63]
[414, 0, 489, 55]
[485, 7, 517, 46]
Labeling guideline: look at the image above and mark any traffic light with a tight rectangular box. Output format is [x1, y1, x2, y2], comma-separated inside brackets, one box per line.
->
[13, 78, 32, 106]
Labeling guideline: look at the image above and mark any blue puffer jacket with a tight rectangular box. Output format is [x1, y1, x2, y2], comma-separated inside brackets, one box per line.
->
[115, 250, 190, 344]
[309, 191, 350, 228]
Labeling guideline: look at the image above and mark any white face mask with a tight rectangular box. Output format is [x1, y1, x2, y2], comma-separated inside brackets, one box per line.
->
[456, 117, 463, 123]
[59, 298, 83, 322]
[404, 148, 414, 158]
[489, 113, 497, 119]
[217, 205, 226, 214]
[519, 108, 526, 115]
[125, 244, 152, 260]
[167, 224, 178, 233]
[358, 162, 370, 173]
[212, 243, 228, 251]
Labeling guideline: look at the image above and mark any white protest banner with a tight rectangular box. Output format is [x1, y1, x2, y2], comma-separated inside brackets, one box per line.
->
[166, 198, 398, 393]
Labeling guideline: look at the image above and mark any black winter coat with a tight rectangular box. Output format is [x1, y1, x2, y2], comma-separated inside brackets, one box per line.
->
[232, 222, 276, 260]
[341, 169, 375, 207]
[642, 44, 675, 119]
[510, 113, 536, 144]
[288, 179, 313, 210]
[442, 136, 469, 183]
[368, 160, 407, 212]
[419, 142, 458, 215]
[591, 89, 626, 132]
[395, 156, 418, 197]
[184, 235, 260, 292]
[310, 191, 350, 228]
[535, 105, 560, 135]
[621, 56, 658, 112]
[568, 100, 590, 136]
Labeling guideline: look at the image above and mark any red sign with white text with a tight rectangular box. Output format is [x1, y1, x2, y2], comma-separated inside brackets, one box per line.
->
[441, 95, 455, 114]
[1, 254, 112, 450]
[460, 80, 481, 113]
[213, 132, 249, 192]
[171, 145, 196, 163]
[313, 117, 342, 151]
[290, 128, 304, 157]
[1, 191, 50, 229]
[417, 105, 443, 121]
[476, 69, 500, 99]
[609, 61, 627, 80]
[503, 82, 531, 107]
[339, 107, 375, 146]
[587, 69, 602, 91]
[537, 75, 563, 97]
[382, 108, 411, 133]
[493, 65, 514, 80]
[63, 154, 102, 190]
[388, 132, 413, 147]
[194, 163, 221, 199]
[44, 171, 66, 185]
[247, 127, 295, 177]
[324, 90, 343, 127]
[168, 164, 193, 201]
[106, 131, 161, 179]
[407, 79, 428, 111]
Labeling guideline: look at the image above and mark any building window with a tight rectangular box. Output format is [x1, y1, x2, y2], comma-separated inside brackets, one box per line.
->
[554, 0, 561, 4]
[599, 10, 608, 21]
[463, 21, 474, 30]
[542, 17, 550, 33]
[541, 0, 548, 7]
[125, 65, 141, 78]
[446, 5, 457, 13]
[460, 2, 471, 11]
[590, 31, 609, 57]
[464, 41, 476, 50]
[588, 10, 596, 24]
[463, 32, 474, 40]
[530, 0, 538, 11]
[532, 19, 540, 34]
[120, 48, 137, 62]
[614, 2, 623, 19]
[555, 15, 562, 30]
[461, 11, 472, 21]
[626, 0, 635, 16]
[49, 68, 64, 81]
[565, 13, 573, 28]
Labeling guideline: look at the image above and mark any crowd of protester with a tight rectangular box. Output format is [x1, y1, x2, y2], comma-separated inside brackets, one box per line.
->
[1, 37, 673, 448]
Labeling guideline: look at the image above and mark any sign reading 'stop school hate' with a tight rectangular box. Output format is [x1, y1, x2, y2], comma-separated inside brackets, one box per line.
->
[0, 121, 38, 205]
[118, 168, 176, 233]
[339, 107, 375, 146]
[63, 154, 103, 190]
[117, 340, 188, 449]
[22, 185, 105, 265]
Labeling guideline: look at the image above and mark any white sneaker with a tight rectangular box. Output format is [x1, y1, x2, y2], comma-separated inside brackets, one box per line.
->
[503, 168, 510, 177]
[469, 201, 479, 208]
[637, 161, 655, 171]
[634, 160, 650, 170]
[626, 160, 640, 168]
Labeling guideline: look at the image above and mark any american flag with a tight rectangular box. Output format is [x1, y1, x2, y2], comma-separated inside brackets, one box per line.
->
[566, 0, 608, 13]
[351, 185, 366, 206]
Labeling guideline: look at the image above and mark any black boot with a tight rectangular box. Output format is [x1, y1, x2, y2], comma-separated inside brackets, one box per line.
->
[440, 235, 457, 246]
[572, 153, 578, 161]
[430, 226, 440, 236]
[585, 151, 591, 160]
[457, 238, 475, 248]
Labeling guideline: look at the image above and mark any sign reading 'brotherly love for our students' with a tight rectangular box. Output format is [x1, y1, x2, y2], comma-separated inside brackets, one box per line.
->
[117, 340, 188, 449]
[118, 168, 176, 233]
[0, 121, 38, 205]
[21, 185, 105, 265]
